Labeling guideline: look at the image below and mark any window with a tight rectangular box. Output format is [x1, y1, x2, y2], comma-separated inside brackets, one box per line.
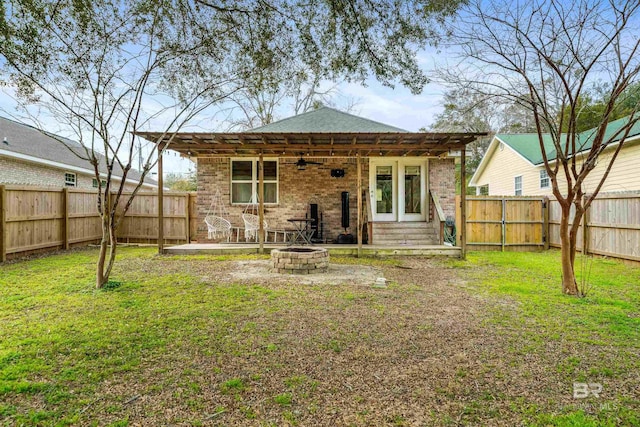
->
[64, 172, 76, 187]
[514, 175, 522, 196]
[539, 169, 550, 189]
[478, 185, 489, 196]
[231, 159, 278, 204]
[92, 178, 107, 188]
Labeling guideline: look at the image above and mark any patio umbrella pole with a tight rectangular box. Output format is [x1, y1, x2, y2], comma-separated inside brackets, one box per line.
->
[258, 152, 264, 254]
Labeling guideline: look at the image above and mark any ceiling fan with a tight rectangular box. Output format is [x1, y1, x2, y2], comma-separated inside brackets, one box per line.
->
[283, 154, 323, 170]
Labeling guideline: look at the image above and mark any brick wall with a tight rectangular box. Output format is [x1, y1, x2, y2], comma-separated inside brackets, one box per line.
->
[196, 157, 369, 242]
[428, 158, 457, 219]
[196, 156, 457, 242]
[0, 157, 145, 191]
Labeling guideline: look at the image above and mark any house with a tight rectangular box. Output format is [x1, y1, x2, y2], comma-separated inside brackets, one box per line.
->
[470, 116, 640, 196]
[136, 107, 484, 250]
[0, 116, 157, 190]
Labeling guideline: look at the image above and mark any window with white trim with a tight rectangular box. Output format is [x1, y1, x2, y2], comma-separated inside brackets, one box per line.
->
[539, 169, 550, 189]
[514, 175, 523, 196]
[230, 159, 278, 204]
[478, 185, 489, 195]
[64, 172, 77, 187]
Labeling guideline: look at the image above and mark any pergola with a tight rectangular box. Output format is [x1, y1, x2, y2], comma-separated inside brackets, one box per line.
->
[136, 130, 487, 257]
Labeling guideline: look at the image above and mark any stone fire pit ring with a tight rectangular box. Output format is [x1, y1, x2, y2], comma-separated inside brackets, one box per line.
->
[271, 247, 329, 274]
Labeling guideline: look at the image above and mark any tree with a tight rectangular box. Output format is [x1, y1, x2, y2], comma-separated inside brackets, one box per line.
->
[165, 172, 197, 192]
[443, 0, 640, 295]
[0, 0, 233, 288]
[1, 0, 466, 288]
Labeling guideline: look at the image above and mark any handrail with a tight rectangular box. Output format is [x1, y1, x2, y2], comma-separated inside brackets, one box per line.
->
[430, 190, 446, 245]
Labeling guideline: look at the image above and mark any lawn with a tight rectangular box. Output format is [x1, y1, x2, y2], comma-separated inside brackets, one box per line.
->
[0, 247, 638, 426]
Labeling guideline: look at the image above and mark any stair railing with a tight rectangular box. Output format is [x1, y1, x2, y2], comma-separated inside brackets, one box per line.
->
[430, 190, 446, 245]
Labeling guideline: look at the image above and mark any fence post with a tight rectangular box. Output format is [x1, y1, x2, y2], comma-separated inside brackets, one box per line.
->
[582, 195, 590, 255]
[0, 185, 6, 262]
[185, 193, 190, 243]
[501, 198, 506, 252]
[63, 188, 70, 250]
[543, 197, 550, 250]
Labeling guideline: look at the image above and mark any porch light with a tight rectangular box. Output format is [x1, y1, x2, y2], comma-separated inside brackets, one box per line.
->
[297, 163, 306, 171]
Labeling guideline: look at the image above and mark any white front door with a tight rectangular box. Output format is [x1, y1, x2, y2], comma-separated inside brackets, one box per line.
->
[370, 161, 397, 221]
[399, 161, 426, 221]
[370, 159, 427, 222]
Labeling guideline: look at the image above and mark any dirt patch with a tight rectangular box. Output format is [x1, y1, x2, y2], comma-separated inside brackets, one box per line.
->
[224, 260, 383, 286]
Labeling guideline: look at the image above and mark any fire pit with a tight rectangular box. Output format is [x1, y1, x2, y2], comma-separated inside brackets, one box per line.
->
[271, 247, 329, 274]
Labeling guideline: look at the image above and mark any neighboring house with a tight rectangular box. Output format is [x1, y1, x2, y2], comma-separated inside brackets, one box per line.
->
[0, 116, 157, 190]
[137, 107, 484, 245]
[470, 116, 640, 196]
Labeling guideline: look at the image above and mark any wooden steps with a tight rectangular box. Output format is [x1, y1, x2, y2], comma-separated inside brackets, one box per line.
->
[371, 222, 439, 245]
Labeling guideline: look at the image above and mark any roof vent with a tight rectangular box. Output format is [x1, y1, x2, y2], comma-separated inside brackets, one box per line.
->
[2, 137, 8, 145]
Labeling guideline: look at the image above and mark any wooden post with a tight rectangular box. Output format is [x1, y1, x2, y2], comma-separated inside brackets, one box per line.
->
[158, 150, 164, 254]
[258, 153, 264, 254]
[0, 185, 6, 262]
[582, 195, 590, 255]
[460, 149, 467, 259]
[501, 198, 506, 252]
[356, 151, 362, 258]
[543, 197, 550, 250]
[185, 193, 190, 243]
[63, 188, 70, 250]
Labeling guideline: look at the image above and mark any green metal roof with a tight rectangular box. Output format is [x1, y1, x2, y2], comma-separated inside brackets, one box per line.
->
[497, 116, 640, 165]
[246, 106, 407, 133]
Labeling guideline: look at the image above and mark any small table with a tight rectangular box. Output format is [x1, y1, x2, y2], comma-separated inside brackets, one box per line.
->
[287, 218, 314, 245]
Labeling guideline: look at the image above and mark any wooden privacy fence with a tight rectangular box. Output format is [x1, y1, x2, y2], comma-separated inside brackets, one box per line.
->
[0, 185, 197, 261]
[456, 196, 548, 252]
[548, 193, 640, 263]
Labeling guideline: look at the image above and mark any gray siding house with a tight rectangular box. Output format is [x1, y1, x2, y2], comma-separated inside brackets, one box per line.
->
[0, 116, 156, 190]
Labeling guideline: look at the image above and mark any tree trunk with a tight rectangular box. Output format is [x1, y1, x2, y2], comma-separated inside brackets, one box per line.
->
[96, 216, 110, 289]
[559, 205, 579, 295]
[104, 220, 118, 282]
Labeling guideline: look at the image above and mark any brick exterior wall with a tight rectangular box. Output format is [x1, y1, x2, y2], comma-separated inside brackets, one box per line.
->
[197, 157, 368, 242]
[196, 157, 458, 243]
[0, 157, 144, 190]
[428, 158, 457, 219]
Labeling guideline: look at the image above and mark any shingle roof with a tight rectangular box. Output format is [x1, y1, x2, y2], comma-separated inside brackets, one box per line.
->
[496, 116, 640, 165]
[0, 116, 157, 186]
[246, 106, 408, 133]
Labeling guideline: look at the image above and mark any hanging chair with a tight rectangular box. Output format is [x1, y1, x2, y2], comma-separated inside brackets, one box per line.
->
[242, 193, 268, 242]
[204, 189, 231, 241]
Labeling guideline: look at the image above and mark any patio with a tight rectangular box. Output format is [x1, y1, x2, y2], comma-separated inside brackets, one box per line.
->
[162, 242, 462, 257]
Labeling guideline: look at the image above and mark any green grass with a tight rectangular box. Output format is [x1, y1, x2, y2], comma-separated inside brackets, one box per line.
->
[0, 248, 285, 425]
[1, 247, 638, 426]
[450, 250, 640, 426]
[452, 251, 640, 347]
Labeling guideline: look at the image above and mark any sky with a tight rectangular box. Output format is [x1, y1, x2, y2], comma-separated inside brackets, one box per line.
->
[0, 61, 450, 176]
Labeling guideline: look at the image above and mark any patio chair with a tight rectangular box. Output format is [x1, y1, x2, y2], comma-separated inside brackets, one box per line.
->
[204, 215, 232, 241]
[242, 213, 268, 242]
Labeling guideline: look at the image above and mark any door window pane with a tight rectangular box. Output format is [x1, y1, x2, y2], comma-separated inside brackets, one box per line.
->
[404, 166, 421, 214]
[376, 166, 393, 214]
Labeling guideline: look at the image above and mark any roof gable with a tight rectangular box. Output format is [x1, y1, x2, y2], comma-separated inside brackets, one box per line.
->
[246, 106, 407, 133]
[495, 115, 640, 165]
